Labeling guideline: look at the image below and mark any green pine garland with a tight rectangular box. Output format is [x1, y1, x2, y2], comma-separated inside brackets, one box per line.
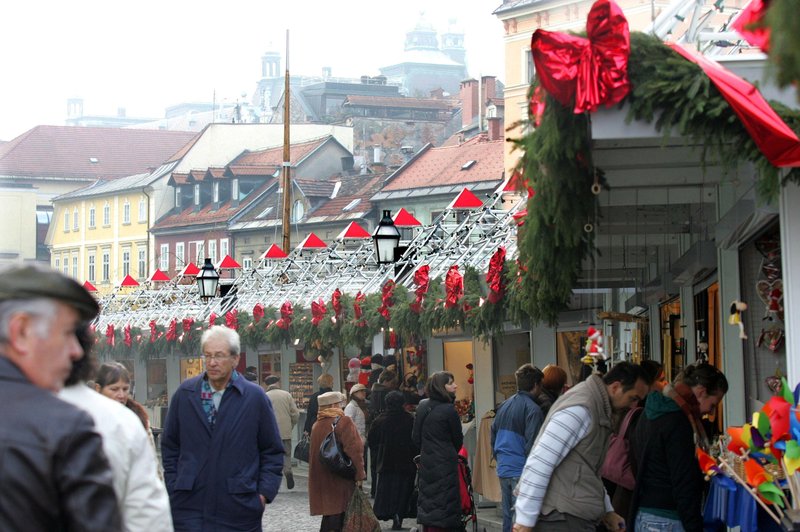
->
[765, 0, 800, 90]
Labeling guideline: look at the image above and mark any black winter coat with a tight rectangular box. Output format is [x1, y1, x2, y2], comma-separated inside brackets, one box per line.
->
[412, 397, 464, 529]
[630, 405, 704, 531]
[303, 386, 332, 433]
[368, 409, 418, 474]
[369, 382, 392, 421]
[0, 356, 122, 531]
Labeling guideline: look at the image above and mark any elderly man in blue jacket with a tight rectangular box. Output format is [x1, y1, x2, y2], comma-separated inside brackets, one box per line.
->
[492, 364, 545, 532]
[162, 325, 284, 531]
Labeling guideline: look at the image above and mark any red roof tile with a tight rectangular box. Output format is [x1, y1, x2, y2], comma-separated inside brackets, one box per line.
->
[230, 136, 330, 167]
[0, 125, 197, 180]
[382, 134, 504, 192]
[206, 167, 226, 179]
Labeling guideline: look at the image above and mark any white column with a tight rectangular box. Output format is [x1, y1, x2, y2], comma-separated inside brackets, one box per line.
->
[780, 181, 800, 385]
[718, 247, 746, 427]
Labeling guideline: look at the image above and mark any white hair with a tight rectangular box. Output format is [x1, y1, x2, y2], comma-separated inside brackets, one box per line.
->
[201, 325, 240, 356]
[0, 298, 58, 344]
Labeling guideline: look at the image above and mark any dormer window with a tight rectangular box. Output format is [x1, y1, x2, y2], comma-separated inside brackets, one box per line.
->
[213, 182, 220, 203]
[194, 184, 200, 206]
[232, 179, 240, 200]
[175, 187, 181, 209]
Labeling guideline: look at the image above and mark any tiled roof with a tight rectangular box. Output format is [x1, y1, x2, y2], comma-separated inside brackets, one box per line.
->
[171, 172, 190, 185]
[343, 95, 456, 110]
[0, 125, 197, 180]
[152, 179, 275, 231]
[295, 178, 336, 198]
[56, 160, 181, 201]
[309, 174, 384, 218]
[381, 134, 504, 192]
[229, 136, 332, 167]
[226, 165, 279, 177]
[206, 167, 226, 179]
[188, 169, 208, 182]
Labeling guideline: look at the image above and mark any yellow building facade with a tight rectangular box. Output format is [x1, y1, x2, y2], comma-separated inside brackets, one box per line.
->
[47, 174, 156, 293]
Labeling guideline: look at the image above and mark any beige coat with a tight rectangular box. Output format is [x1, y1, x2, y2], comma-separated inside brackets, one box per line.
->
[266, 385, 299, 440]
[308, 413, 366, 516]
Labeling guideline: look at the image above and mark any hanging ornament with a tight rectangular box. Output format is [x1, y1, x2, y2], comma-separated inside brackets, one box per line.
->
[123, 324, 132, 348]
[445, 265, 464, 308]
[466, 363, 474, 385]
[149, 320, 158, 343]
[276, 301, 293, 330]
[182, 317, 194, 333]
[729, 300, 749, 340]
[331, 288, 342, 320]
[166, 319, 178, 342]
[225, 309, 239, 331]
[410, 265, 430, 314]
[354, 291, 367, 327]
[378, 280, 396, 320]
[105, 324, 115, 346]
[253, 303, 265, 324]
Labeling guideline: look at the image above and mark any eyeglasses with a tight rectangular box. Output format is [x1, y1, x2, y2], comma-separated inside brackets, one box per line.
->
[203, 354, 234, 362]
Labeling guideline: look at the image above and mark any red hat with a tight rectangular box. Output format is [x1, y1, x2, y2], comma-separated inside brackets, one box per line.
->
[587, 326, 600, 338]
[360, 356, 372, 368]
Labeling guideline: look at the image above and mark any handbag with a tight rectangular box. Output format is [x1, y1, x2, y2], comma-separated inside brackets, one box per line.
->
[343, 487, 381, 532]
[320, 416, 356, 479]
[293, 433, 310, 463]
[600, 406, 642, 491]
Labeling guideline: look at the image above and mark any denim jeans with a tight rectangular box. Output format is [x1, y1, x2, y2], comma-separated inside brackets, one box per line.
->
[635, 511, 686, 532]
[500, 476, 519, 532]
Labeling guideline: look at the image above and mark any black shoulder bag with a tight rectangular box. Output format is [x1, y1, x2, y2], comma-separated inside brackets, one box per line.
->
[320, 416, 356, 479]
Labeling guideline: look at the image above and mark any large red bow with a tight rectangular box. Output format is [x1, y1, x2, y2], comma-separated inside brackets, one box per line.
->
[354, 291, 366, 321]
[276, 301, 293, 330]
[311, 299, 328, 326]
[225, 310, 238, 331]
[487, 247, 507, 304]
[149, 320, 158, 343]
[531, 0, 630, 114]
[331, 288, 342, 319]
[166, 319, 177, 342]
[253, 303, 265, 324]
[410, 265, 430, 314]
[378, 280, 395, 321]
[105, 324, 115, 346]
[124, 324, 132, 347]
[732, 0, 770, 52]
[445, 265, 464, 308]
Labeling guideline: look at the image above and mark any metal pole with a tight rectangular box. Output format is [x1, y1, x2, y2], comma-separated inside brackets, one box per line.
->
[282, 29, 292, 253]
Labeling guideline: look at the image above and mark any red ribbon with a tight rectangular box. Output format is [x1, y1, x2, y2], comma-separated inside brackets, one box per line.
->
[732, 0, 770, 52]
[529, 85, 547, 127]
[445, 265, 464, 308]
[253, 303, 265, 324]
[225, 310, 238, 331]
[149, 320, 157, 343]
[182, 317, 194, 333]
[378, 280, 395, 321]
[389, 330, 398, 348]
[354, 291, 366, 327]
[410, 265, 430, 314]
[311, 298, 328, 326]
[123, 324, 132, 347]
[166, 319, 177, 342]
[105, 324, 115, 346]
[487, 247, 507, 304]
[531, 0, 630, 114]
[209, 313, 217, 328]
[276, 301, 293, 330]
[331, 288, 342, 319]
[669, 43, 800, 168]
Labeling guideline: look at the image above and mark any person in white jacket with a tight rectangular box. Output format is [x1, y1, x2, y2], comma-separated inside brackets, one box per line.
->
[344, 383, 368, 443]
[59, 332, 173, 532]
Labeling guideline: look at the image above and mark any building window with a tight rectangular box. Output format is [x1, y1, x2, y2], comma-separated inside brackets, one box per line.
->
[138, 197, 147, 222]
[73, 209, 79, 231]
[175, 187, 181, 209]
[89, 206, 96, 228]
[193, 184, 200, 206]
[103, 203, 110, 226]
[55, 257, 60, 271]
[175, 242, 185, 268]
[213, 182, 220, 203]
[232, 179, 239, 200]
[88, 255, 95, 282]
[208, 240, 217, 264]
[123, 201, 130, 224]
[63, 255, 69, 275]
[159, 244, 169, 271]
[64, 211, 70, 232]
[122, 250, 130, 277]
[102, 251, 110, 282]
[138, 249, 146, 278]
[72, 255, 78, 278]
[220, 238, 229, 259]
[243, 256, 253, 269]
[195, 242, 205, 264]
[526, 49, 536, 83]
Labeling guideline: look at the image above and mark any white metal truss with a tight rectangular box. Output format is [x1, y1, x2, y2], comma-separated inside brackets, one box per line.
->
[95, 186, 526, 328]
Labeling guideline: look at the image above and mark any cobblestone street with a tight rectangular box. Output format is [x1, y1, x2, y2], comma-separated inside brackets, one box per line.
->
[261, 464, 415, 531]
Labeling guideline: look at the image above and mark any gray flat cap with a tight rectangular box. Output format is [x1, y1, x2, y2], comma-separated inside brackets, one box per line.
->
[0, 265, 99, 321]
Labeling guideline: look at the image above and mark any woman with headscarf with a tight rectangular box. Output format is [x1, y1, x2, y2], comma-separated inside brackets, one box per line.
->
[308, 391, 367, 532]
[630, 363, 729, 531]
[368, 391, 419, 530]
[412, 371, 464, 532]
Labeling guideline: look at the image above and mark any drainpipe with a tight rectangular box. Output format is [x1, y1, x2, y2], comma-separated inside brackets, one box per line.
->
[142, 186, 151, 275]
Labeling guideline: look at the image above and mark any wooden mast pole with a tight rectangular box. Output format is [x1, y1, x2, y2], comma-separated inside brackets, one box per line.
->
[281, 29, 292, 253]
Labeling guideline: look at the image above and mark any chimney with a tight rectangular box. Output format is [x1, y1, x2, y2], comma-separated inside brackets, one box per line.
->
[487, 116, 503, 141]
[482, 76, 497, 100]
[373, 145, 383, 164]
[460, 79, 479, 129]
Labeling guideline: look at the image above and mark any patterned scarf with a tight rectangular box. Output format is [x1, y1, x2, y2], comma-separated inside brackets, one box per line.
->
[317, 406, 346, 420]
[201, 370, 240, 429]
[664, 381, 710, 450]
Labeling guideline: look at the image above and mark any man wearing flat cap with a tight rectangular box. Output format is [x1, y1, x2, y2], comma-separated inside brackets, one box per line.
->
[0, 264, 122, 531]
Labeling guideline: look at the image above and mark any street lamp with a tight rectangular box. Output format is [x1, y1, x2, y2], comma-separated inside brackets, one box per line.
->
[372, 210, 401, 264]
[197, 258, 220, 300]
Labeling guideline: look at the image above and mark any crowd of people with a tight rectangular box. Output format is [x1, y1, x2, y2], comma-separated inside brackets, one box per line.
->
[0, 263, 731, 532]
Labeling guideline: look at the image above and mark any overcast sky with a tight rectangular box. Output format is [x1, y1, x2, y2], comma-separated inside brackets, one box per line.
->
[0, 0, 505, 141]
